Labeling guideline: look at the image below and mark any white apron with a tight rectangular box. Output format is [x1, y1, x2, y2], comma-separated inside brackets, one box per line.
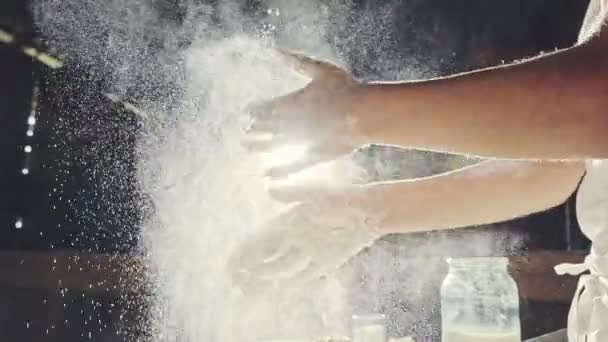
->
[555, 161, 608, 342]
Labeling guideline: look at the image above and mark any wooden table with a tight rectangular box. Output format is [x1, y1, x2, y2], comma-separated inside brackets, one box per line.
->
[0, 250, 586, 303]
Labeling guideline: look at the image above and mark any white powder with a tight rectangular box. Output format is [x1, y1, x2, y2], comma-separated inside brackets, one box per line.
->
[139, 36, 356, 342]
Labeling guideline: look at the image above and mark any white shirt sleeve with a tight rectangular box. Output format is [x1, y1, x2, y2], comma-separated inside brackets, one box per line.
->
[578, 0, 607, 42]
[576, 160, 608, 252]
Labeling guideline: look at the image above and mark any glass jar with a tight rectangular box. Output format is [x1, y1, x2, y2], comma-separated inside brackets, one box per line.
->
[441, 257, 521, 342]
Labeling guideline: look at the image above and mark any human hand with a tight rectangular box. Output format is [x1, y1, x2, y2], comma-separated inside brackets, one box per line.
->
[244, 50, 368, 178]
[229, 183, 386, 292]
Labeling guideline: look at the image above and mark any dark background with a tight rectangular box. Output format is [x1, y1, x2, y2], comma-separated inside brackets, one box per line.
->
[0, 0, 593, 341]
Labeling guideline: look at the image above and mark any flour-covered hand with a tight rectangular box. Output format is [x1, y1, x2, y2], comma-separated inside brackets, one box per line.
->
[230, 186, 385, 291]
[244, 50, 369, 177]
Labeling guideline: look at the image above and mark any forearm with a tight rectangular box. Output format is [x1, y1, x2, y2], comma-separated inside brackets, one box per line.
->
[354, 36, 608, 159]
[365, 160, 585, 233]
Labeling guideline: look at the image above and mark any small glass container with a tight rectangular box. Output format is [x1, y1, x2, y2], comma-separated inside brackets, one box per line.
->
[441, 257, 521, 342]
[352, 313, 386, 342]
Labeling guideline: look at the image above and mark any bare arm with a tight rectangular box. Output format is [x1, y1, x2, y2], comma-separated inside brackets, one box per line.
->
[354, 29, 608, 159]
[231, 161, 584, 287]
[366, 160, 586, 233]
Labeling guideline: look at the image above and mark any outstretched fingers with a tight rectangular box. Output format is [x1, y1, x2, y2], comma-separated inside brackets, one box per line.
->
[247, 84, 308, 119]
[269, 183, 351, 204]
[265, 143, 354, 178]
[241, 132, 291, 152]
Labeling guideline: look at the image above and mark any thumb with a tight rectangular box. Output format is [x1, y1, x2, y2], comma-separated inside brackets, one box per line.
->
[277, 48, 348, 80]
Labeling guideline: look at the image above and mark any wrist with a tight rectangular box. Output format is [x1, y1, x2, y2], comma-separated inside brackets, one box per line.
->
[350, 81, 437, 148]
[345, 83, 380, 145]
[347, 82, 409, 146]
[357, 183, 396, 237]
[361, 181, 428, 235]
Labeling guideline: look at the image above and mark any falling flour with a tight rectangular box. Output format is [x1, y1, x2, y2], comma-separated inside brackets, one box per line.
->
[139, 37, 359, 342]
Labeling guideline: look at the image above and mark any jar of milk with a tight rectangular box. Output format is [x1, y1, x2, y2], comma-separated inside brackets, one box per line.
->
[441, 257, 521, 342]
